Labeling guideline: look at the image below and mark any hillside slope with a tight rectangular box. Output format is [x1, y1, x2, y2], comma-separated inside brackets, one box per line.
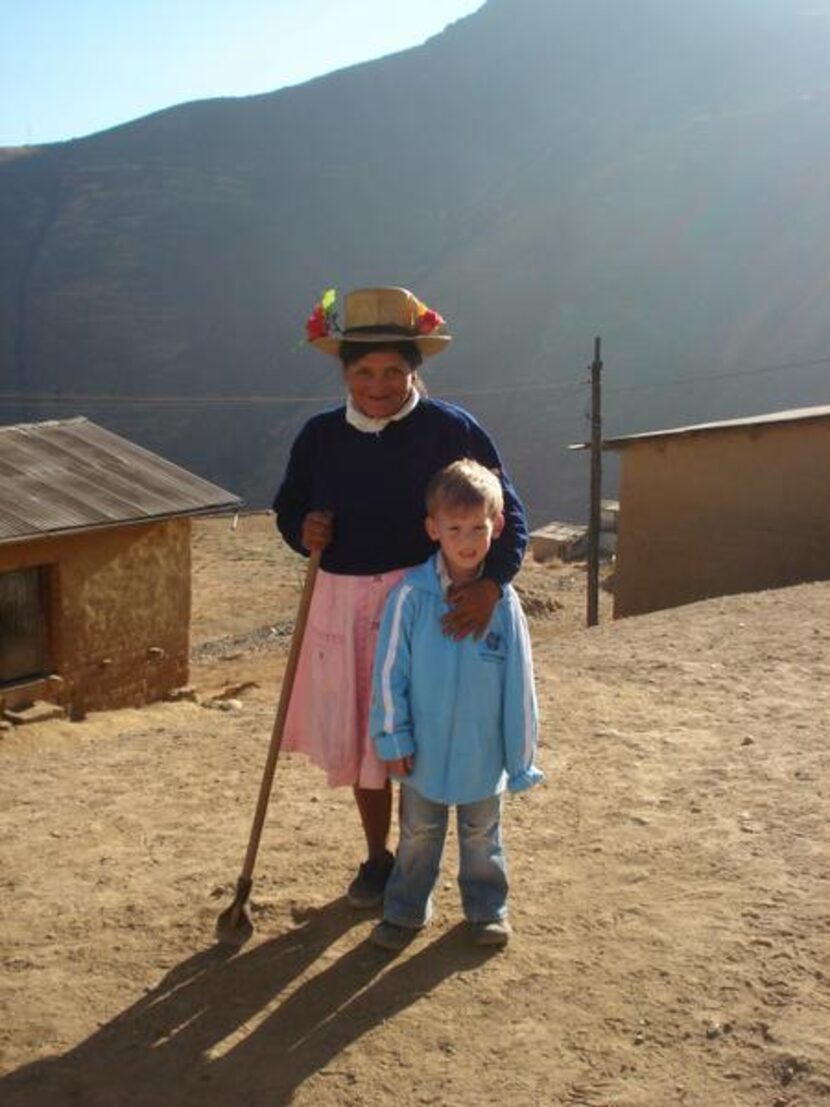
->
[1, 0, 829, 518]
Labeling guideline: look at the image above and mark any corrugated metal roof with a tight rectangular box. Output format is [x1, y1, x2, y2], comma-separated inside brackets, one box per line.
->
[568, 404, 830, 451]
[0, 417, 242, 545]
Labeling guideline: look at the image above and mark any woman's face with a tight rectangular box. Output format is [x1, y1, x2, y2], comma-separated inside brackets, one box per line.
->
[343, 350, 415, 420]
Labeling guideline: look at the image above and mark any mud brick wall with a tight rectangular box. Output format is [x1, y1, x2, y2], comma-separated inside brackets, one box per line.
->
[0, 518, 191, 713]
[614, 418, 830, 618]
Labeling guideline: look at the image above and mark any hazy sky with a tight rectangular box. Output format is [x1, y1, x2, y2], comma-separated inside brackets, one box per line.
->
[1, 0, 484, 147]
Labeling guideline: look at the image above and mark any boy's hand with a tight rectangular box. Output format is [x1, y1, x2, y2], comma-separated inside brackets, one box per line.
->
[301, 510, 333, 551]
[387, 756, 413, 777]
[442, 578, 500, 640]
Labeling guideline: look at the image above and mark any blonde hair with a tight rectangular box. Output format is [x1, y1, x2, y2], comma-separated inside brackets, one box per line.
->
[425, 458, 504, 519]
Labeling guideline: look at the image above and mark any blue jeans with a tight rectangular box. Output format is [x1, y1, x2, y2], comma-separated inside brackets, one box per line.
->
[383, 784, 509, 928]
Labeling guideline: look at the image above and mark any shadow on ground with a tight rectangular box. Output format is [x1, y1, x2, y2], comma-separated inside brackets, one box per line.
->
[1, 899, 495, 1106]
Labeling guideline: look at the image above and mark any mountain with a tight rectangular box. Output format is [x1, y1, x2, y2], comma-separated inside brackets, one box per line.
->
[2, 0, 829, 522]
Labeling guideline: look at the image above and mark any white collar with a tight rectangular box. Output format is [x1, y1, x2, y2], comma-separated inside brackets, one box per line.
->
[436, 550, 484, 595]
[345, 389, 420, 434]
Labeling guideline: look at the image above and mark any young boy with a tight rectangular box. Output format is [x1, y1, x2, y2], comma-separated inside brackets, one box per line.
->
[368, 458, 543, 951]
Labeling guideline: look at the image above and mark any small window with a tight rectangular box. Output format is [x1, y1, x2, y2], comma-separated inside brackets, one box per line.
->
[0, 567, 50, 685]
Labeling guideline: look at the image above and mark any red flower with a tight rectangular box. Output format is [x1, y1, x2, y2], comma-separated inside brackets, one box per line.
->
[417, 308, 445, 335]
[305, 305, 330, 341]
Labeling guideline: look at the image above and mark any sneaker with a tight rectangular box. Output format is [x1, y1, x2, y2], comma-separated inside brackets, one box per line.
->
[347, 849, 395, 908]
[370, 920, 415, 953]
[469, 918, 512, 947]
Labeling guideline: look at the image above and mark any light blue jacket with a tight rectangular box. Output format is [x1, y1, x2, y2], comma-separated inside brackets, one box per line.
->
[370, 554, 544, 806]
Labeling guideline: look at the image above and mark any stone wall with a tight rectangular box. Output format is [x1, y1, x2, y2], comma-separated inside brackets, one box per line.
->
[0, 519, 190, 713]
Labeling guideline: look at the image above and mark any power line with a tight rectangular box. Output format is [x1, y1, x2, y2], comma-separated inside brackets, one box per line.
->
[0, 392, 337, 407]
[0, 376, 589, 408]
[440, 377, 587, 399]
[605, 355, 830, 395]
[0, 352, 826, 409]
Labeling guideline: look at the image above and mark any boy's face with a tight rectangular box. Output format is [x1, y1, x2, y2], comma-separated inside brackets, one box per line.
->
[425, 504, 504, 583]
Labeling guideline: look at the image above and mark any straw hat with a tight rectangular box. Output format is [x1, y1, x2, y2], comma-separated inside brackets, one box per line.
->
[305, 286, 452, 358]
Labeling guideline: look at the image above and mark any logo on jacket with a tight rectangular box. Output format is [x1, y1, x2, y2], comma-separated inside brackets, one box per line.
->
[479, 630, 506, 664]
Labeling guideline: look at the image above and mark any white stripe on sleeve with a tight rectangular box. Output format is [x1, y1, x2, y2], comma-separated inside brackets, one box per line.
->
[381, 584, 413, 734]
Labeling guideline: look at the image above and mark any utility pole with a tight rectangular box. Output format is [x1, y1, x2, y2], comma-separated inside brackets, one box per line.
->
[587, 336, 603, 627]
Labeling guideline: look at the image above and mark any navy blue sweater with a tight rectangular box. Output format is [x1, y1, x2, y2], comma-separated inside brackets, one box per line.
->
[272, 398, 528, 585]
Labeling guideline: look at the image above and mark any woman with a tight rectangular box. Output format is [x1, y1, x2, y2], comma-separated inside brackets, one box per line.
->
[273, 286, 528, 907]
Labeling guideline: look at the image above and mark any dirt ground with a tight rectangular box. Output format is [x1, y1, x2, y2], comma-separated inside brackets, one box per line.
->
[1, 513, 828, 1107]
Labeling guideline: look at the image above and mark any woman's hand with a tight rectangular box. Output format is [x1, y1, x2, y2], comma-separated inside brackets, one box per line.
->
[441, 578, 501, 640]
[387, 755, 413, 777]
[301, 510, 333, 552]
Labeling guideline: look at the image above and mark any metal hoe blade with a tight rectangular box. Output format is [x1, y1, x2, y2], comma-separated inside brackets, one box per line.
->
[215, 876, 254, 947]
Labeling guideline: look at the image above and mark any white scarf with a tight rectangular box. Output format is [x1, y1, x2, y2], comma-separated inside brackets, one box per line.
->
[345, 388, 420, 434]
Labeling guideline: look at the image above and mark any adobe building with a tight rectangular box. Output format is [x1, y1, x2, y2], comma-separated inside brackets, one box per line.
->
[0, 417, 240, 717]
[605, 405, 830, 618]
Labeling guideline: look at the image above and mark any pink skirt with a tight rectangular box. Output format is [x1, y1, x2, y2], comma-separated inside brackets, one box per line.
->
[280, 567, 406, 789]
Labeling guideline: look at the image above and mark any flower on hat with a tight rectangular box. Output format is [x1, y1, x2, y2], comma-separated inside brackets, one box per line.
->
[415, 299, 446, 335]
[305, 287, 338, 342]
